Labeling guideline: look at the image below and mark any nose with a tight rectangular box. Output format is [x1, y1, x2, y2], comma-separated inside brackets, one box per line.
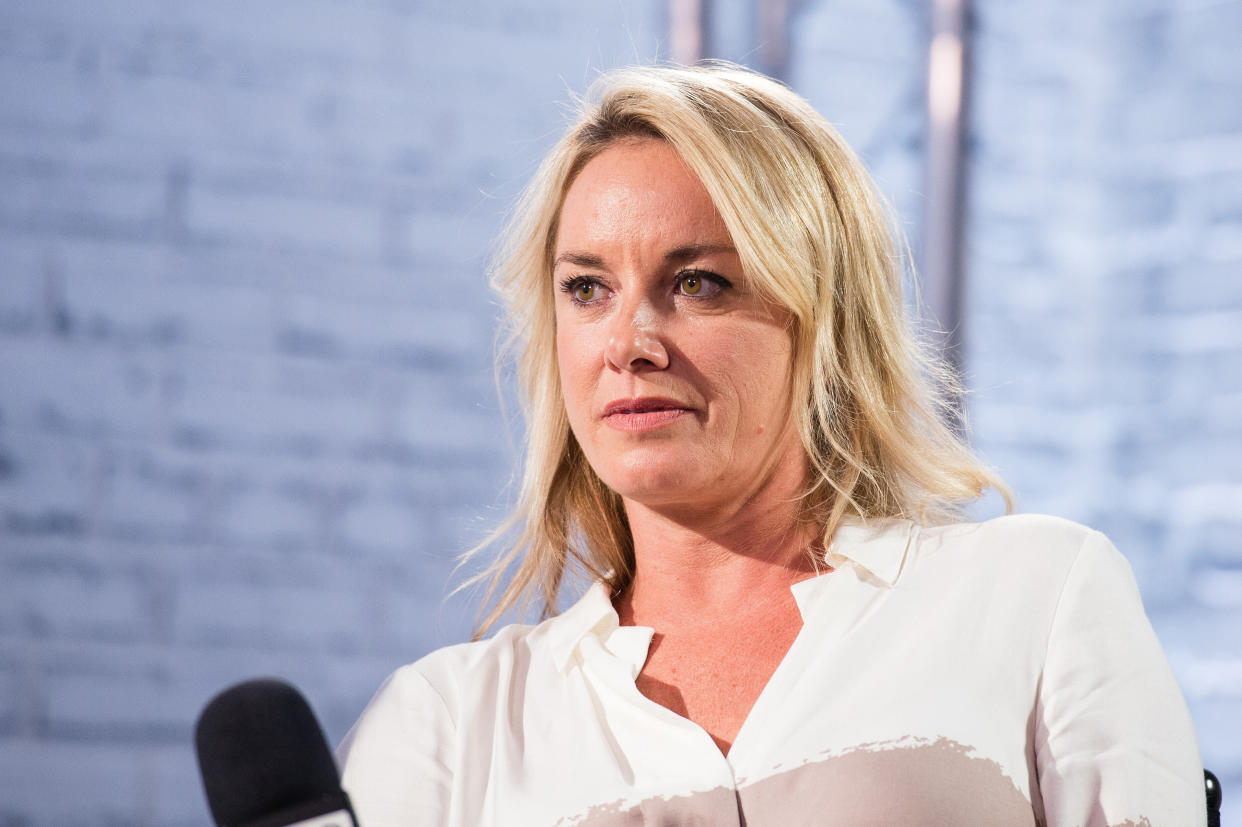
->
[604, 297, 669, 372]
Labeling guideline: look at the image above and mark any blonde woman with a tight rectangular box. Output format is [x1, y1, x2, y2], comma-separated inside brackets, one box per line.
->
[338, 64, 1204, 825]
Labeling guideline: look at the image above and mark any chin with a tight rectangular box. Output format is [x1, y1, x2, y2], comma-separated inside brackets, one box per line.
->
[595, 450, 710, 505]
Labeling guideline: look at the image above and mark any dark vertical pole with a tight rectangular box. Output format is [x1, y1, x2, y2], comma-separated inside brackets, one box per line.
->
[923, 0, 971, 378]
[756, 0, 790, 80]
[671, 0, 707, 64]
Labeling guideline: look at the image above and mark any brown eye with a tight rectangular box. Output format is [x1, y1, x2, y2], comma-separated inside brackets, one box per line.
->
[674, 269, 732, 299]
[559, 276, 609, 305]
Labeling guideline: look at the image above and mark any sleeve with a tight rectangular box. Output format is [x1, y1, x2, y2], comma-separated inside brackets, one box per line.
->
[337, 664, 456, 827]
[1034, 529, 1205, 827]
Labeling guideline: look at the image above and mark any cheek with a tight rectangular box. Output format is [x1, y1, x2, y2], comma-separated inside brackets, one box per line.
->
[706, 327, 795, 426]
[556, 323, 597, 416]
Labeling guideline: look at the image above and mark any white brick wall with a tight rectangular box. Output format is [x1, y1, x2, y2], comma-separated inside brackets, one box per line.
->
[965, 0, 1242, 801]
[0, 2, 665, 823]
[1, 0, 1238, 823]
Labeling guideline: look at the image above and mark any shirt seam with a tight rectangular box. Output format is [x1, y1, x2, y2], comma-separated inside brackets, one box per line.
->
[1038, 527, 1095, 671]
[406, 664, 459, 732]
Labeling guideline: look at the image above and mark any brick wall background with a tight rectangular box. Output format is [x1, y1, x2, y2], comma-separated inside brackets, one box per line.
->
[963, 1, 1242, 807]
[0, 1, 1237, 824]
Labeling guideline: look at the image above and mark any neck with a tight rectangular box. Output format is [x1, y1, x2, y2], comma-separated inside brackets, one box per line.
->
[616, 457, 824, 626]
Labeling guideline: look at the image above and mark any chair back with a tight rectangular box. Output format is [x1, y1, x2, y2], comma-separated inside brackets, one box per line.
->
[1205, 769, 1222, 827]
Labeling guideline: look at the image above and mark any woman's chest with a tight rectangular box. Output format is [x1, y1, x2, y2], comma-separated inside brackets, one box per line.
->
[634, 617, 803, 755]
[459, 666, 1040, 827]
[454, 618, 1043, 826]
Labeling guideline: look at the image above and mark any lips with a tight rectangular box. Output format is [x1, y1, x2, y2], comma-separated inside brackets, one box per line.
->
[602, 397, 692, 432]
[603, 397, 689, 416]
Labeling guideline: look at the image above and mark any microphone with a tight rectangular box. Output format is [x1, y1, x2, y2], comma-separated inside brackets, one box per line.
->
[195, 678, 359, 827]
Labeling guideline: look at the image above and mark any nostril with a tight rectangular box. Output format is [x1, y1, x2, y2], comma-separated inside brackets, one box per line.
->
[605, 328, 669, 372]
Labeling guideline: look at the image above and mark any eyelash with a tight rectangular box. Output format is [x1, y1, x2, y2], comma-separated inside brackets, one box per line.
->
[558, 269, 733, 305]
[675, 268, 732, 297]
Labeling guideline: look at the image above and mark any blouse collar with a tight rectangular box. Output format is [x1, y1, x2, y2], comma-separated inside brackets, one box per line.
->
[545, 517, 918, 672]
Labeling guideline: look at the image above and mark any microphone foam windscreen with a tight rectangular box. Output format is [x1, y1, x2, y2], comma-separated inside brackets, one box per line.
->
[195, 678, 342, 826]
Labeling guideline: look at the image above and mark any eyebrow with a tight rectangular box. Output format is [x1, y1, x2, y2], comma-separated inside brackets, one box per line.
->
[553, 251, 605, 268]
[553, 244, 738, 269]
[664, 243, 737, 263]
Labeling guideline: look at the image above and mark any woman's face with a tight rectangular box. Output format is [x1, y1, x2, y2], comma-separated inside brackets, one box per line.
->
[553, 139, 805, 514]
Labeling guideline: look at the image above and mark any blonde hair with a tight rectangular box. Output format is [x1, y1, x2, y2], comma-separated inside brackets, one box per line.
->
[467, 62, 1009, 636]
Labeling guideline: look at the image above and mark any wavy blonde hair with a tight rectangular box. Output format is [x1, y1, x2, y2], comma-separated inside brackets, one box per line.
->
[466, 62, 1009, 636]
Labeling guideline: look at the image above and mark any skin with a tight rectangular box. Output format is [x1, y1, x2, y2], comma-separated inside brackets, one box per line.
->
[553, 139, 826, 755]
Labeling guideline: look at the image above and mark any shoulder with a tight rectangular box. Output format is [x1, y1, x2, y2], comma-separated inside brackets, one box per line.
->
[915, 512, 1111, 568]
[355, 582, 610, 730]
[922, 511, 1093, 544]
[411, 580, 616, 696]
[394, 619, 553, 713]
[901, 514, 1137, 615]
[338, 619, 556, 759]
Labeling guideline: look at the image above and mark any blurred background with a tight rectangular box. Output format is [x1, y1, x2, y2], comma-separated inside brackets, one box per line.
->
[0, 0, 1238, 824]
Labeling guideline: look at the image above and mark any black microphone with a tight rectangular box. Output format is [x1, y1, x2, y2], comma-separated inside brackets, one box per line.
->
[195, 678, 359, 827]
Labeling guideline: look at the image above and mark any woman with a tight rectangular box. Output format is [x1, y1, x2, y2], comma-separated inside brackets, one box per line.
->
[338, 64, 1204, 825]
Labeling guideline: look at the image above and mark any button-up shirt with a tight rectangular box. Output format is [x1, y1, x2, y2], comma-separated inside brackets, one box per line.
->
[338, 514, 1205, 826]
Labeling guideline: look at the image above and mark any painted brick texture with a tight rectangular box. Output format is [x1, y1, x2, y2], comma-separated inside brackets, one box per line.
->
[0, 2, 665, 824]
[1, 0, 1238, 824]
[964, 0, 1242, 799]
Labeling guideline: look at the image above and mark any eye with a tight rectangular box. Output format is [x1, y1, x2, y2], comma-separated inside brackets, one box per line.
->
[675, 269, 731, 298]
[559, 276, 609, 305]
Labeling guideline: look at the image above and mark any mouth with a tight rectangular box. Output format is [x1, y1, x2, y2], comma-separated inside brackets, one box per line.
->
[603, 397, 689, 416]
[602, 397, 692, 432]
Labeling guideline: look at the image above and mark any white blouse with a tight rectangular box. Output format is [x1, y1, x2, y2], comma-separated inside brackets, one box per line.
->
[338, 514, 1205, 826]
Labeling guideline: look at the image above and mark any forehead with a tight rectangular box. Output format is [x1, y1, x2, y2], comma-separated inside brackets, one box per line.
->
[555, 139, 732, 254]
